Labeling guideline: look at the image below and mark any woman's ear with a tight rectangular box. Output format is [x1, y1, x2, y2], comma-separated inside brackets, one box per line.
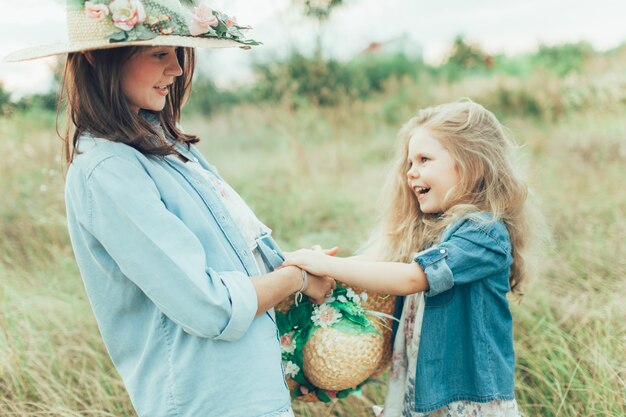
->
[83, 51, 95, 66]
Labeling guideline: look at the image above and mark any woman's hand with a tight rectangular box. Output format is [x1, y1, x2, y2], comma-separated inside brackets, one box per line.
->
[303, 272, 336, 304]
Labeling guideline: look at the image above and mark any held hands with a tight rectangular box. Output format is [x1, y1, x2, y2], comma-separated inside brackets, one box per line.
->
[283, 246, 339, 277]
[285, 245, 339, 304]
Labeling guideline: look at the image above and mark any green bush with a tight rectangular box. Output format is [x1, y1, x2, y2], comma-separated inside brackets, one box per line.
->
[248, 50, 425, 106]
[531, 42, 592, 76]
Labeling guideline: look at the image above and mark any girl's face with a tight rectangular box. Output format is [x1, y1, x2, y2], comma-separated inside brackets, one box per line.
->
[406, 128, 460, 214]
[120, 46, 183, 113]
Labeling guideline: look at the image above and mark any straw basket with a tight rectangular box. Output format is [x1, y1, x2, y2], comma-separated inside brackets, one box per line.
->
[275, 287, 396, 402]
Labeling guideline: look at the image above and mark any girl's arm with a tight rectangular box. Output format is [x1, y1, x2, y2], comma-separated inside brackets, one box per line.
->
[283, 249, 429, 295]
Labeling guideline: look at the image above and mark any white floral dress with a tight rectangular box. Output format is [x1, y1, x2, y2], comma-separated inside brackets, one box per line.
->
[377, 292, 521, 417]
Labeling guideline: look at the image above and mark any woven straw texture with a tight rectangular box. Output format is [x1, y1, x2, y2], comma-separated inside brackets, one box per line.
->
[277, 287, 396, 402]
[3, 0, 247, 63]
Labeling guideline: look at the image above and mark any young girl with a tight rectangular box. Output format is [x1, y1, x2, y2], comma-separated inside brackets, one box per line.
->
[283, 100, 535, 417]
[4, 1, 335, 416]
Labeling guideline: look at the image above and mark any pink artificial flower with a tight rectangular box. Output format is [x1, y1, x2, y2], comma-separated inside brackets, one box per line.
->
[84, 2, 109, 21]
[109, 0, 146, 31]
[225, 16, 237, 27]
[280, 332, 296, 354]
[189, 3, 219, 36]
[326, 390, 338, 399]
[300, 386, 309, 395]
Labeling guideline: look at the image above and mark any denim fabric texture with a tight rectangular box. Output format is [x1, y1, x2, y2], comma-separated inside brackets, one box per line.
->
[65, 129, 291, 416]
[411, 214, 516, 412]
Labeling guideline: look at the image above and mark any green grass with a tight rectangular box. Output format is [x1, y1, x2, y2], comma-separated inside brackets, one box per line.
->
[1, 86, 625, 416]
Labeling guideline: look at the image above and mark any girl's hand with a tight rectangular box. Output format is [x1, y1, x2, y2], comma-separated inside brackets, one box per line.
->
[282, 247, 338, 277]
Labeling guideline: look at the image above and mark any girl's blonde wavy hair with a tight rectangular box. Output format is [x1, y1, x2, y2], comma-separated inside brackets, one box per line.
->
[363, 99, 535, 296]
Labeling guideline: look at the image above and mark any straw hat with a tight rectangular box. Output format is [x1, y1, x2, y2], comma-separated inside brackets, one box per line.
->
[3, 0, 260, 63]
[276, 286, 396, 402]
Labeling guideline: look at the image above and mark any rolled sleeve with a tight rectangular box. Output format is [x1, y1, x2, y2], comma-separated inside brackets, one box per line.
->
[414, 218, 512, 297]
[212, 269, 258, 341]
[414, 247, 454, 297]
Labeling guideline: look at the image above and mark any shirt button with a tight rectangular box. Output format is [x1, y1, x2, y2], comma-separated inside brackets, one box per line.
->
[440, 249, 446, 254]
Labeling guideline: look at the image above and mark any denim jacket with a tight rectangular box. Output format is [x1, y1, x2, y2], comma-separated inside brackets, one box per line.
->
[65, 134, 291, 417]
[411, 213, 516, 412]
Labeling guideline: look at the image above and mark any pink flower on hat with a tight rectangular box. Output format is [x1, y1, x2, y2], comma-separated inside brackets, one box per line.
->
[109, 0, 147, 31]
[84, 2, 110, 21]
[189, 3, 219, 36]
[225, 16, 237, 28]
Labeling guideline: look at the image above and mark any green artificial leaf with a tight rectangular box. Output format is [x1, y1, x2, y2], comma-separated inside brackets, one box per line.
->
[288, 301, 313, 329]
[345, 313, 370, 328]
[337, 389, 352, 399]
[315, 389, 333, 403]
[276, 311, 290, 333]
[333, 318, 378, 335]
[135, 25, 158, 41]
[215, 20, 228, 35]
[109, 30, 128, 43]
[227, 27, 243, 39]
[292, 371, 307, 385]
[333, 301, 360, 316]
[68, 0, 86, 11]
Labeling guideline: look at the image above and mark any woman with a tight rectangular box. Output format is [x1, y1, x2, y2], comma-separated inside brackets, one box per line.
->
[4, 1, 334, 416]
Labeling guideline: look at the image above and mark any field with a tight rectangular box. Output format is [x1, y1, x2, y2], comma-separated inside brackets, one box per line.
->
[1, 50, 625, 416]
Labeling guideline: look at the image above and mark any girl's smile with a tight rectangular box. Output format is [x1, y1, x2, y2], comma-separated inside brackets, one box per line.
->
[406, 128, 460, 214]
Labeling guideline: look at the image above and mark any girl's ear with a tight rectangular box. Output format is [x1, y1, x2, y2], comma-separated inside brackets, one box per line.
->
[83, 51, 95, 66]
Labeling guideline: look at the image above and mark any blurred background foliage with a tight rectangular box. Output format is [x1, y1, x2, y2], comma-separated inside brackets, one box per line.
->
[0, 38, 616, 122]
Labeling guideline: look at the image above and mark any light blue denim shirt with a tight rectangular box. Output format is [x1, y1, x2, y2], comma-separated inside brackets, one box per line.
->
[65, 132, 291, 417]
[409, 213, 516, 412]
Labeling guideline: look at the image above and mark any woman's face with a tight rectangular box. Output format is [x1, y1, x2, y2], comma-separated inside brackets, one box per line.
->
[120, 46, 183, 113]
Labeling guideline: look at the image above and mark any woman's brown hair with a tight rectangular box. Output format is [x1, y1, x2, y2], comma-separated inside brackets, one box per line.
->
[59, 46, 198, 163]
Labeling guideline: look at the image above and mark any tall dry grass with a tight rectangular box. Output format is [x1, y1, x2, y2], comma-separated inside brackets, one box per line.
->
[1, 74, 625, 416]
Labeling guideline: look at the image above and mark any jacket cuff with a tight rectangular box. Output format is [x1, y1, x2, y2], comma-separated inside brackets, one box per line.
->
[210, 269, 258, 342]
[414, 247, 454, 297]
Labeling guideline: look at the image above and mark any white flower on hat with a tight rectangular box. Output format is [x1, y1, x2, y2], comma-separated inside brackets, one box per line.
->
[84, 2, 109, 21]
[109, 0, 147, 31]
[311, 304, 342, 328]
[282, 360, 300, 378]
[189, 3, 219, 36]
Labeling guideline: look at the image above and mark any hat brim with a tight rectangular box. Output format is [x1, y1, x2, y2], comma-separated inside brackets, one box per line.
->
[3, 35, 249, 63]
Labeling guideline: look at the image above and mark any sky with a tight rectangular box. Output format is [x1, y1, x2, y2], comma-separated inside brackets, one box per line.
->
[1, 0, 625, 97]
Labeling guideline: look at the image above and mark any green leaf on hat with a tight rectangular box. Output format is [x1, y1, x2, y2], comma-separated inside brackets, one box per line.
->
[109, 30, 128, 43]
[135, 25, 158, 41]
